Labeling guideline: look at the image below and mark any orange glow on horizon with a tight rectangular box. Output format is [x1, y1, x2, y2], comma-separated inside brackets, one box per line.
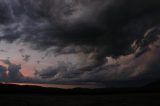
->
[1, 82, 101, 89]
[0, 61, 8, 68]
[0, 59, 34, 77]
[21, 68, 33, 77]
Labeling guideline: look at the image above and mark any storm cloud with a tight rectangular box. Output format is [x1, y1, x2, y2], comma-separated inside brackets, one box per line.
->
[0, 0, 159, 87]
[0, 59, 23, 82]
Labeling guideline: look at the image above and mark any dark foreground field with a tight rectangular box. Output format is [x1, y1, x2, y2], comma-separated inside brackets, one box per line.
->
[0, 93, 160, 106]
[0, 82, 160, 106]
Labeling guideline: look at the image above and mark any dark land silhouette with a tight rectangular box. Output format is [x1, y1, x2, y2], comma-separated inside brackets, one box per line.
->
[0, 82, 160, 106]
[0, 82, 160, 95]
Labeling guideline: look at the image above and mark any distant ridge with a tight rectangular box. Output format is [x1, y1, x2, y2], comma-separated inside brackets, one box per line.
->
[144, 80, 160, 88]
[0, 81, 160, 95]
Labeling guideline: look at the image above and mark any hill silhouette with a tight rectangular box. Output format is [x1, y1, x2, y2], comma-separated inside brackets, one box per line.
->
[0, 82, 160, 106]
[0, 81, 160, 95]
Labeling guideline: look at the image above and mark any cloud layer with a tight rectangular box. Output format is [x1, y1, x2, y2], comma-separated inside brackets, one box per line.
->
[0, 0, 160, 87]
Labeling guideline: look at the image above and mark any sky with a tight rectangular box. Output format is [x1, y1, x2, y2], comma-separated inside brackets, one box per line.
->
[0, 0, 160, 88]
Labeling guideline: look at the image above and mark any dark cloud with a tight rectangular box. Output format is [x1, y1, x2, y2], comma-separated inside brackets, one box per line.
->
[35, 30, 160, 85]
[19, 49, 31, 62]
[19, 48, 24, 53]
[42, 0, 160, 57]
[0, 49, 8, 53]
[21, 55, 31, 62]
[36, 60, 41, 64]
[1, 60, 23, 82]
[37, 67, 59, 79]
[0, 0, 160, 87]
[8, 62, 23, 81]
[0, 65, 7, 80]
[0, 0, 160, 57]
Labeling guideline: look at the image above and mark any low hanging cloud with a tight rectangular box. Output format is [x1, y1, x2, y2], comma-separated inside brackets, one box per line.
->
[0, 59, 23, 82]
[34, 27, 160, 86]
[0, 65, 7, 80]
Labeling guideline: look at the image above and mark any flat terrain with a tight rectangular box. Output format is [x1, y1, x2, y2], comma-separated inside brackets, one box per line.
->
[0, 93, 160, 106]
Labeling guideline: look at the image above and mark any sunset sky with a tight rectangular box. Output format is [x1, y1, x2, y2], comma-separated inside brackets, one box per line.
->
[0, 0, 160, 88]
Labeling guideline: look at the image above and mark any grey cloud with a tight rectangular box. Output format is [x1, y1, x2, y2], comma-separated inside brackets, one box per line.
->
[0, 0, 159, 59]
[35, 33, 160, 85]
[134, 27, 160, 57]
[8, 62, 23, 81]
[0, 49, 8, 53]
[0, 0, 160, 87]
[0, 65, 7, 80]
[19, 48, 24, 53]
[21, 54, 31, 62]
[1, 59, 23, 82]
